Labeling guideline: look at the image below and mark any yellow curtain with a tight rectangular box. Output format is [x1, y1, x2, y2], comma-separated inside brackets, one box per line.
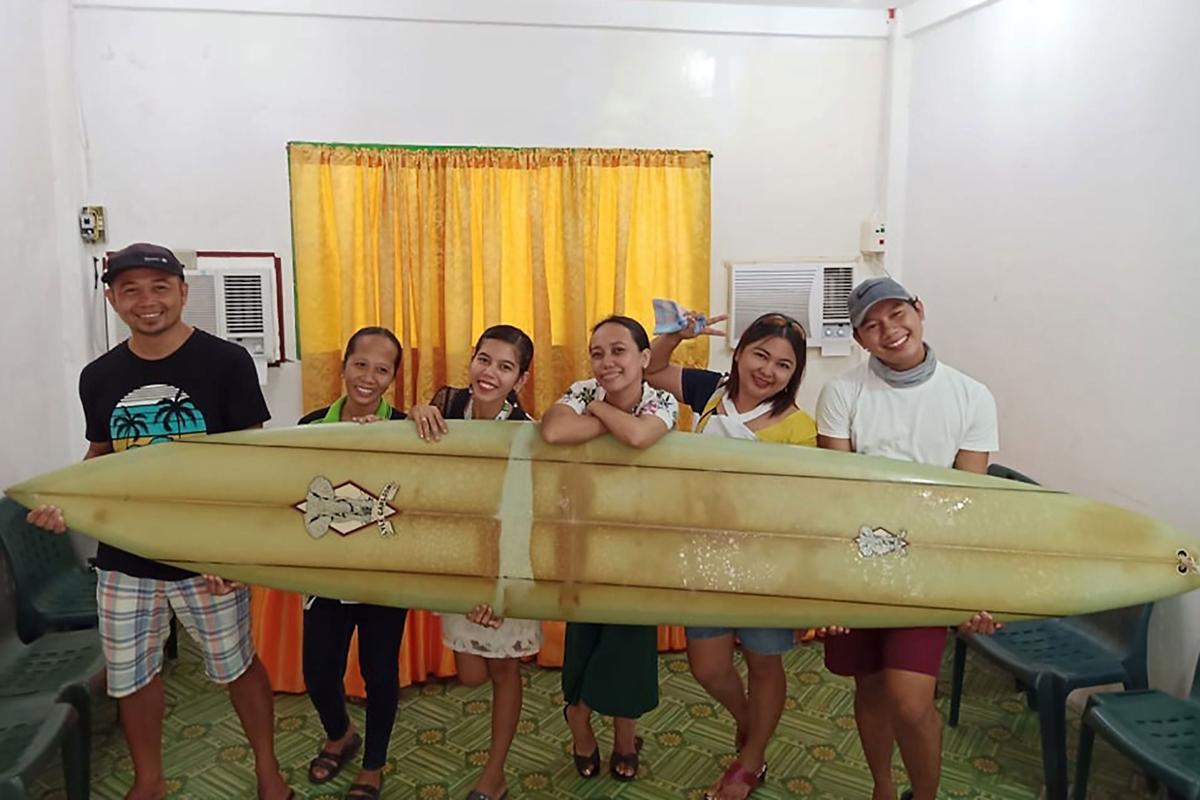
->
[288, 144, 711, 415]
[255, 144, 711, 692]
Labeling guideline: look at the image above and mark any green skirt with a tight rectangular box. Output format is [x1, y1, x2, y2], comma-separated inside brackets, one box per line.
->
[561, 622, 659, 718]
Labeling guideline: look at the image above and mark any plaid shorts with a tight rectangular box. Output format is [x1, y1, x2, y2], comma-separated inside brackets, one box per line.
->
[96, 570, 256, 698]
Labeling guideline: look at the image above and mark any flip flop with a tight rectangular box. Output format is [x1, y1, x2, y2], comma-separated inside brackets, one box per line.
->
[307, 732, 362, 784]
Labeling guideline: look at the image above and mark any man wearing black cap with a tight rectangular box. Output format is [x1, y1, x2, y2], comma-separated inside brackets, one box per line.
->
[816, 276, 1000, 800]
[26, 243, 293, 800]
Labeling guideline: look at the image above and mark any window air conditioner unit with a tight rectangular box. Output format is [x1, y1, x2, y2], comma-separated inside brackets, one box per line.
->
[727, 261, 856, 355]
[105, 265, 279, 383]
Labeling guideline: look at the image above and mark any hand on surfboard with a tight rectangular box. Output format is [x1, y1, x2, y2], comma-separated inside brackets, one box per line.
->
[958, 611, 1002, 635]
[26, 504, 67, 534]
[203, 574, 245, 595]
[409, 404, 450, 442]
[813, 625, 851, 639]
[676, 310, 727, 340]
[466, 603, 504, 628]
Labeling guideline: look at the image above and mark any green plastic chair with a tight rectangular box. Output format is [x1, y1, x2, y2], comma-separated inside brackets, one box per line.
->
[0, 499, 96, 643]
[0, 696, 88, 799]
[0, 553, 105, 738]
[1072, 649, 1200, 799]
[948, 464, 1153, 800]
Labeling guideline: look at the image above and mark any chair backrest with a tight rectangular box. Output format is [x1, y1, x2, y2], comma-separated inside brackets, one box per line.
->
[984, 465, 1152, 688]
[0, 498, 79, 593]
[1071, 604, 1153, 689]
[0, 547, 19, 643]
[987, 463, 1039, 485]
[1191, 644, 1200, 700]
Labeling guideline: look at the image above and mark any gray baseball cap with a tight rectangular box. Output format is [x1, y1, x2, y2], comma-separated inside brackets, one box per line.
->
[848, 277, 915, 328]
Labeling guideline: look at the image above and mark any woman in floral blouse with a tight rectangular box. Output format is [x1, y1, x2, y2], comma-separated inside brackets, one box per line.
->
[541, 315, 678, 783]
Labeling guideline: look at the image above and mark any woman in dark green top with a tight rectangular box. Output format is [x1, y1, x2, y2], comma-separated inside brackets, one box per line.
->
[300, 327, 406, 800]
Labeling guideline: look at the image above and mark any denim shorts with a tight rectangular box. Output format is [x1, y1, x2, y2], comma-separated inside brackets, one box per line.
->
[686, 626, 796, 656]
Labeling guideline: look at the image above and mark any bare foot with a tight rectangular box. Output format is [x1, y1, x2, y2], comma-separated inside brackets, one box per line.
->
[257, 769, 293, 800]
[565, 704, 597, 758]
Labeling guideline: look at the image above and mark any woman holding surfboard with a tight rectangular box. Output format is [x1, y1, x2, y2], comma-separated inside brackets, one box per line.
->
[298, 326, 408, 800]
[541, 315, 679, 782]
[647, 310, 823, 800]
[406, 324, 540, 800]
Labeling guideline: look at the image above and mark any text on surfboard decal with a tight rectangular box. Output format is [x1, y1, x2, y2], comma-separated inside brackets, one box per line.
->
[294, 476, 399, 539]
[855, 526, 908, 559]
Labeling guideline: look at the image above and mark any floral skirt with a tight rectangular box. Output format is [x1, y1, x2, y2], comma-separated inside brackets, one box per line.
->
[441, 614, 542, 658]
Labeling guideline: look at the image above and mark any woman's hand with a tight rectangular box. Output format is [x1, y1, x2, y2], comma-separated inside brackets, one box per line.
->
[677, 310, 727, 340]
[409, 403, 449, 441]
[203, 575, 245, 595]
[813, 625, 851, 639]
[466, 603, 503, 629]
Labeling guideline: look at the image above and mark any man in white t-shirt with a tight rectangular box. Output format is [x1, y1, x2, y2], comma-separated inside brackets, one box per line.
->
[816, 276, 1000, 800]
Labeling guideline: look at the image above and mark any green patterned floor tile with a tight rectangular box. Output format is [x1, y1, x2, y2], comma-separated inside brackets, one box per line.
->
[28, 636, 1154, 798]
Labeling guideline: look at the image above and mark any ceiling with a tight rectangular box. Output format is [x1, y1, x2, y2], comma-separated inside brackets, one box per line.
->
[642, 0, 916, 8]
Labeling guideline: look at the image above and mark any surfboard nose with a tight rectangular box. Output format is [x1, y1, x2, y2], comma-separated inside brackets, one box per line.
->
[6, 476, 54, 512]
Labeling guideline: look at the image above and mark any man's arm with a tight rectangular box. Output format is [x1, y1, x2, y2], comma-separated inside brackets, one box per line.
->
[84, 441, 115, 460]
[953, 449, 989, 474]
[817, 435, 853, 452]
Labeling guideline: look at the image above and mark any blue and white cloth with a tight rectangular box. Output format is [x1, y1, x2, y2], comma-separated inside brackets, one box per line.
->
[652, 298, 707, 336]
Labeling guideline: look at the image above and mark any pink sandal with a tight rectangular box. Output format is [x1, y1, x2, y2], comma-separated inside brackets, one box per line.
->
[703, 761, 768, 799]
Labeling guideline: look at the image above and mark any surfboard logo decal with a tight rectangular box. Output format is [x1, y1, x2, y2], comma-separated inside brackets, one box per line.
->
[1178, 549, 1198, 576]
[855, 526, 908, 559]
[294, 476, 399, 539]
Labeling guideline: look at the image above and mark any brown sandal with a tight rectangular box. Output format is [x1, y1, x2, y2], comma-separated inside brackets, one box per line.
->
[307, 732, 362, 784]
[345, 768, 383, 799]
[563, 704, 600, 779]
[609, 735, 644, 782]
[345, 781, 381, 799]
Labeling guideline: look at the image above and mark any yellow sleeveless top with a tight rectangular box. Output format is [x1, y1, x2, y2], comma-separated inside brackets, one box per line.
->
[696, 388, 818, 447]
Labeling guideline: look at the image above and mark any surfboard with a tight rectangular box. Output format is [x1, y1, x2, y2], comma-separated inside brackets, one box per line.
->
[6, 421, 1198, 628]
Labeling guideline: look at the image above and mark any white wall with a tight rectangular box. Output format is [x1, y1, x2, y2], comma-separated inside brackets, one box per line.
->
[69, 0, 888, 416]
[0, 0, 92, 490]
[902, 0, 1200, 693]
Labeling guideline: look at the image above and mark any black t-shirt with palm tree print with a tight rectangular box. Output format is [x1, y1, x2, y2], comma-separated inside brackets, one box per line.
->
[79, 328, 270, 580]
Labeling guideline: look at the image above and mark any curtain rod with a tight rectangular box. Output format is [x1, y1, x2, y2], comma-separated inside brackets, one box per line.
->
[287, 141, 713, 159]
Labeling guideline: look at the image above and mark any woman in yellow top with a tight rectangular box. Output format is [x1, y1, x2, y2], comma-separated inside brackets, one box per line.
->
[646, 311, 816, 800]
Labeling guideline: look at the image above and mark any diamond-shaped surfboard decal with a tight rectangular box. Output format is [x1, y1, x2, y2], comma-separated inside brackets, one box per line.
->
[854, 525, 908, 558]
[294, 476, 399, 538]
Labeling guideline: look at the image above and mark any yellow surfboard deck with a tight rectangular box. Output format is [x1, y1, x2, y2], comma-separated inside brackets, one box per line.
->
[7, 421, 1198, 628]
